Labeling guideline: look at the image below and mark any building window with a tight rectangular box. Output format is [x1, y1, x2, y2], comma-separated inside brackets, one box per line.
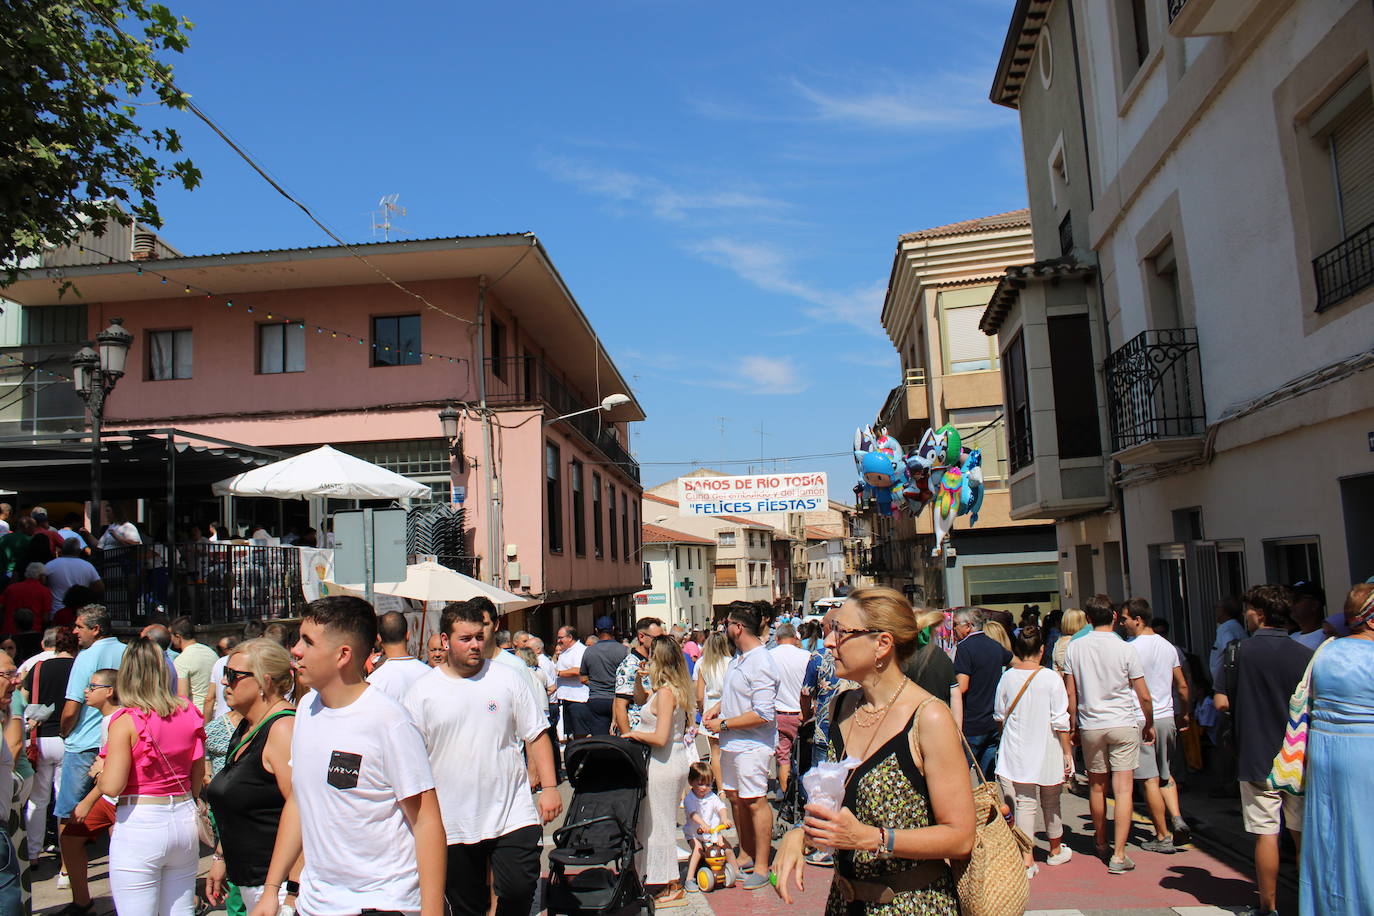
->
[570, 460, 586, 556]
[1146, 240, 1186, 329]
[1048, 315, 1103, 459]
[607, 484, 617, 559]
[621, 491, 629, 562]
[490, 319, 506, 378]
[592, 472, 604, 557]
[148, 329, 192, 380]
[1004, 331, 1033, 472]
[632, 503, 639, 560]
[949, 406, 1009, 487]
[1308, 66, 1374, 311]
[1263, 537, 1322, 587]
[718, 531, 736, 547]
[1116, 0, 1151, 84]
[546, 442, 563, 553]
[259, 322, 305, 374]
[746, 530, 755, 548]
[941, 304, 998, 373]
[714, 563, 737, 588]
[372, 315, 421, 367]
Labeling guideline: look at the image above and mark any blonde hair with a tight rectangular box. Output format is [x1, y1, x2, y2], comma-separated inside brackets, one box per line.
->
[516, 646, 538, 669]
[646, 635, 694, 722]
[1060, 608, 1088, 638]
[846, 586, 921, 661]
[232, 638, 295, 701]
[982, 620, 1012, 653]
[116, 637, 183, 718]
[698, 631, 731, 691]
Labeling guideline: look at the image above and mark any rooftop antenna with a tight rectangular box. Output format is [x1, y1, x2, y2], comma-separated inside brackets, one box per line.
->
[371, 194, 407, 241]
[715, 416, 729, 466]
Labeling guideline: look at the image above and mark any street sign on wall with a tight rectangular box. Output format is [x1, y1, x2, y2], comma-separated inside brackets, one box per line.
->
[677, 472, 828, 516]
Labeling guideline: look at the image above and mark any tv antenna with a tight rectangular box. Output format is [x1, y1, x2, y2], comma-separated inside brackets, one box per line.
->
[371, 194, 407, 241]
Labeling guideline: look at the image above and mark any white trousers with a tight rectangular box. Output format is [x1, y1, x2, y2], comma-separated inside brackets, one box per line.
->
[238, 883, 286, 911]
[109, 799, 198, 916]
[25, 736, 64, 860]
[997, 777, 1064, 841]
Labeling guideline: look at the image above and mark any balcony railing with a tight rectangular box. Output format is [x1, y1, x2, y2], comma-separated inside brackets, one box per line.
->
[1104, 328, 1206, 453]
[1168, 0, 1187, 22]
[1314, 221, 1374, 312]
[100, 543, 307, 629]
[484, 357, 640, 482]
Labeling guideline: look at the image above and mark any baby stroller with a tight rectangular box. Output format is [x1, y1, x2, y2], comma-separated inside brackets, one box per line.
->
[546, 737, 654, 916]
[776, 719, 817, 836]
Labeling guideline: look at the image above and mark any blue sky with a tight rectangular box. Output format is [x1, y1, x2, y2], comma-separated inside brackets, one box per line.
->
[150, 0, 1028, 499]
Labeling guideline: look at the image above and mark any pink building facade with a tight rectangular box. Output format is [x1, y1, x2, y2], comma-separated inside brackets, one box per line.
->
[5, 234, 646, 633]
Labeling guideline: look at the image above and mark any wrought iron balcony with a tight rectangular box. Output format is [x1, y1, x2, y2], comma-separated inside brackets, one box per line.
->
[1313, 221, 1374, 312]
[1105, 328, 1206, 464]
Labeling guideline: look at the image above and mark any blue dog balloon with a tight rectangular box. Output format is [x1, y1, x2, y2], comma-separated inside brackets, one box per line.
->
[854, 426, 908, 517]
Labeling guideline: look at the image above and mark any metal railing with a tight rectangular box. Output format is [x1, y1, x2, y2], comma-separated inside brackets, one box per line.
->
[1168, 0, 1187, 23]
[483, 358, 640, 482]
[1104, 328, 1206, 453]
[1313, 221, 1374, 312]
[877, 368, 928, 429]
[100, 543, 306, 628]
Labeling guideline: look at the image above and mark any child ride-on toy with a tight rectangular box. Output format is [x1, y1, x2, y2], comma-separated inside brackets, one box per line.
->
[694, 825, 737, 892]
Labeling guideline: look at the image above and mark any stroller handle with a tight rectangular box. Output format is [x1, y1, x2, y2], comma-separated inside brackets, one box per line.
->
[551, 814, 631, 850]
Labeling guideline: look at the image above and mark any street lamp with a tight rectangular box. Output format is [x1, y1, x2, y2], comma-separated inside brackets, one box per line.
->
[437, 403, 466, 471]
[72, 317, 134, 530]
[542, 392, 631, 426]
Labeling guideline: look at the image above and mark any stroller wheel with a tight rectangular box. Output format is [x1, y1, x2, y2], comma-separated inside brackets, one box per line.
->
[643, 895, 656, 916]
[696, 866, 716, 892]
[722, 864, 738, 888]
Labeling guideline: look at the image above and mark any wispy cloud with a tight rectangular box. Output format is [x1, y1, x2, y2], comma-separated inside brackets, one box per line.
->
[688, 237, 886, 335]
[737, 356, 805, 394]
[541, 158, 789, 222]
[691, 68, 1010, 132]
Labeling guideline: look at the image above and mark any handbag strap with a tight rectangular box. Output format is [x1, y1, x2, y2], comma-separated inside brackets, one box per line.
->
[1002, 668, 1039, 725]
[228, 710, 294, 762]
[905, 696, 941, 774]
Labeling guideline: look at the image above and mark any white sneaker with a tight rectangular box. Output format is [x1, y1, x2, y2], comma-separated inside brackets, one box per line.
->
[1025, 865, 1039, 880]
[1045, 847, 1073, 866]
[56, 872, 70, 889]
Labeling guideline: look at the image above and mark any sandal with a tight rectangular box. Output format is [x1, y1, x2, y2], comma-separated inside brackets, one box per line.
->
[654, 884, 687, 908]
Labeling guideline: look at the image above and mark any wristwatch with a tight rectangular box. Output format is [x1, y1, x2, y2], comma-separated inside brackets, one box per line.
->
[284, 880, 300, 896]
[719, 718, 730, 731]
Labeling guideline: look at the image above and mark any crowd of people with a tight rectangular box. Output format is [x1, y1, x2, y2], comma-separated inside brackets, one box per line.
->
[0, 549, 1361, 916]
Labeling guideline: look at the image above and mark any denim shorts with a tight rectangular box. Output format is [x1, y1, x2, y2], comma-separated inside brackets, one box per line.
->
[54, 748, 99, 820]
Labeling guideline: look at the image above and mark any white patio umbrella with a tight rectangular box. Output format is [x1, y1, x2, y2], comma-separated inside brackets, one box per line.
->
[211, 444, 431, 500]
[329, 559, 539, 612]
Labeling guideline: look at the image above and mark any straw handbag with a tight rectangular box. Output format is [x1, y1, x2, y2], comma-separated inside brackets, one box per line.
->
[908, 699, 1031, 916]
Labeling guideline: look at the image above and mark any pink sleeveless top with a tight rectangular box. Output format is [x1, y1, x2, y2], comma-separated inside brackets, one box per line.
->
[107, 704, 207, 796]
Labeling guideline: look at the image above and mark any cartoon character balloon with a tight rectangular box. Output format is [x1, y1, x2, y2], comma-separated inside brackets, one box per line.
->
[854, 426, 908, 517]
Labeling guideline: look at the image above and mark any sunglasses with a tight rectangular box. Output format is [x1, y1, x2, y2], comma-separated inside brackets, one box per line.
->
[222, 667, 255, 687]
[825, 622, 880, 641]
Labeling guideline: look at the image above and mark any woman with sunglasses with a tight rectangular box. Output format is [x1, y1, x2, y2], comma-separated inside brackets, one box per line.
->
[97, 637, 206, 916]
[203, 638, 298, 914]
[773, 587, 975, 915]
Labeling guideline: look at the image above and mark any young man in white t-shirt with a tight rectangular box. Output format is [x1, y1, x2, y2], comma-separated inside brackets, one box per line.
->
[403, 601, 562, 916]
[367, 611, 432, 703]
[251, 597, 445, 916]
[1064, 595, 1154, 875]
[1121, 599, 1192, 853]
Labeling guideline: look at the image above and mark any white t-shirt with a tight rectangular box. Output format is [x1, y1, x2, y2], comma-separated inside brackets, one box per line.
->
[720, 645, 779, 752]
[209, 655, 229, 719]
[367, 657, 432, 703]
[96, 521, 141, 548]
[554, 641, 588, 702]
[1065, 630, 1144, 731]
[1129, 633, 1179, 720]
[491, 650, 548, 713]
[17, 649, 56, 682]
[683, 790, 728, 840]
[536, 653, 556, 690]
[768, 644, 812, 714]
[43, 557, 101, 610]
[291, 687, 435, 916]
[993, 668, 1070, 785]
[402, 661, 546, 844]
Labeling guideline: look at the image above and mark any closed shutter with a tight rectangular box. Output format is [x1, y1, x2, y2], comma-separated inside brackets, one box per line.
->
[713, 563, 737, 588]
[943, 306, 992, 372]
[1333, 87, 1374, 237]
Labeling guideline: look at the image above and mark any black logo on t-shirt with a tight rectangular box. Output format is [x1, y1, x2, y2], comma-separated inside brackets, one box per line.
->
[327, 750, 362, 790]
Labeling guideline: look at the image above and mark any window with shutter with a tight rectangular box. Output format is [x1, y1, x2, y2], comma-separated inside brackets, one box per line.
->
[1331, 88, 1374, 237]
[713, 563, 737, 588]
[943, 305, 996, 373]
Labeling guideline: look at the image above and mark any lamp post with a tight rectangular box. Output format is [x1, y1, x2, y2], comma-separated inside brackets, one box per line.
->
[72, 318, 133, 530]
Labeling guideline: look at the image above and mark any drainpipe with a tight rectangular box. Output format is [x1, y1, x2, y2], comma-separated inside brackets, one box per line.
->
[476, 276, 503, 586]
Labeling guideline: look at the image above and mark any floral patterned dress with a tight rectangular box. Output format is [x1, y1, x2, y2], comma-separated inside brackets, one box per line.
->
[824, 691, 958, 916]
